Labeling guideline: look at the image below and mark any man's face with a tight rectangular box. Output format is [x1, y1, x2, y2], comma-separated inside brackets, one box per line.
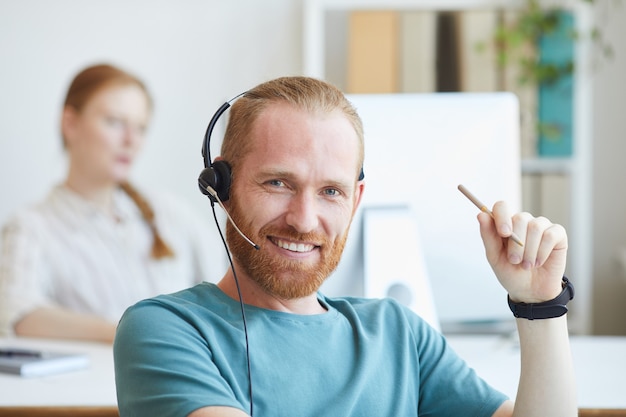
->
[226, 102, 364, 299]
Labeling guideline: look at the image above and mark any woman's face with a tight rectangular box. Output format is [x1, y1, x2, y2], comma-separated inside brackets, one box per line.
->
[63, 83, 150, 185]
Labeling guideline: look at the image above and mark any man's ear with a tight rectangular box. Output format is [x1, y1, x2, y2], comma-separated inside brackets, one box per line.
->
[352, 180, 365, 217]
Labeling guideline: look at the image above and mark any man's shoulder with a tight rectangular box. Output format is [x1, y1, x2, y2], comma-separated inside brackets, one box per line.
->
[135, 282, 218, 308]
[322, 293, 418, 321]
[322, 293, 406, 308]
[120, 282, 210, 317]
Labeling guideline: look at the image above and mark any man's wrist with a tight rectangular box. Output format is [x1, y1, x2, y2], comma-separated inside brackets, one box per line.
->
[508, 277, 575, 320]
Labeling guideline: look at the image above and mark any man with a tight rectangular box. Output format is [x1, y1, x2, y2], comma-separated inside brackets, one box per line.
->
[114, 76, 577, 416]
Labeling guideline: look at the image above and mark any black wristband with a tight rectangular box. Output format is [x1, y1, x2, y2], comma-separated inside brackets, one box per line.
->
[508, 277, 575, 320]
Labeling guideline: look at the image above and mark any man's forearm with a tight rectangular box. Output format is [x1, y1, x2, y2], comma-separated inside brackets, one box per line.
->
[513, 315, 577, 417]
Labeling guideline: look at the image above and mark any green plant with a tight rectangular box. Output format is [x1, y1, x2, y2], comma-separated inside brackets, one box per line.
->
[496, 0, 570, 86]
[476, 0, 617, 146]
[483, 0, 614, 87]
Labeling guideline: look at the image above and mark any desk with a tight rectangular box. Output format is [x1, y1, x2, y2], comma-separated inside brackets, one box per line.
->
[1, 335, 624, 414]
[447, 334, 626, 410]
[0, 337, 116, 408]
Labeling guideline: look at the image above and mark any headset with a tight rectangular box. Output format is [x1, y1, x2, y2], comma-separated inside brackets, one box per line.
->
[198, 93, 245, 204]
[198, 93, 260, 250]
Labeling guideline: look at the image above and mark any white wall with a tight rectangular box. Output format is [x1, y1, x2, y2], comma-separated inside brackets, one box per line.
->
[2, 0, 626, 334]
[0, 0, 302, 277]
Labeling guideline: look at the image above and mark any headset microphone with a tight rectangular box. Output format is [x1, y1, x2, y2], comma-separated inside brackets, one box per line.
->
[203, 184, 260, 250]
[198, 93, 259, 251]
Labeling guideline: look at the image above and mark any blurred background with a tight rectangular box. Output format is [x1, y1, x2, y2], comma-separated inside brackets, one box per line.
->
[1, 0, 624, 335]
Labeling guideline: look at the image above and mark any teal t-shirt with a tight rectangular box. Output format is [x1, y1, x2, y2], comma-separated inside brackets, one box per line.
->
[114, 282, 507, 417]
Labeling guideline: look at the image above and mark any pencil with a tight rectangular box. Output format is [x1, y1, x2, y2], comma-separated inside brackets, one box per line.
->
[457, 184, 524, 247]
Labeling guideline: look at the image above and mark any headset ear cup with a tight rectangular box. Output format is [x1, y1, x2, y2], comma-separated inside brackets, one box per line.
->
[198, 167, 217, 202]
[198, 160, 232, 203]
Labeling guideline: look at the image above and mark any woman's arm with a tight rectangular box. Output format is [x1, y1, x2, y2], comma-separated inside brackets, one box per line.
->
[14, 306, 116, 344]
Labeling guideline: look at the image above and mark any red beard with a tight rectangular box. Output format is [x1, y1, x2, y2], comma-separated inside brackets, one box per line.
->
[226, 198, 350, 299]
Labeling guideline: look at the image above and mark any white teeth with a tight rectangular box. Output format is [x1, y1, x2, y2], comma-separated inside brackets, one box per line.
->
[276, 239, 314, 253]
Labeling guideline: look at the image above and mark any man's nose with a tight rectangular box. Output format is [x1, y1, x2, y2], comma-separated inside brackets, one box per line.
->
[285, 192, 320, 234]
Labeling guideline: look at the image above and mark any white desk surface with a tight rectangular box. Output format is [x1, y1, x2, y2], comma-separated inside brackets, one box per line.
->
[446, 334, 626, 409]
[1, 335, 625, 408]
[0, 337, 116, 406]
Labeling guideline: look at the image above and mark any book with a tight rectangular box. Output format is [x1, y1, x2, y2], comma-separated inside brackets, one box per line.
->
[347, 10, 399, 93]
[458, 10, 498, 92]
[0, 347, 90, 377]
[400, 11, 437, 93]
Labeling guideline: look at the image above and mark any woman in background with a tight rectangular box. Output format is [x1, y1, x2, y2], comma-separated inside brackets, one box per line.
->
[0, 64, 214, 343]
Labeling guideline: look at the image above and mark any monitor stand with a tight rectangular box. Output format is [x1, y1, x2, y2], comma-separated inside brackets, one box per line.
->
[363, 206, 440, 332]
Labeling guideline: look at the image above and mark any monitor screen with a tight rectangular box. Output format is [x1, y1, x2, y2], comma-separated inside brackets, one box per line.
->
[321, 92, 521, 327]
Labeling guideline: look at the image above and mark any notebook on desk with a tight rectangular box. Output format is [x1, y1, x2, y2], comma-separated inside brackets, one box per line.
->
[0, 347, 89, 377]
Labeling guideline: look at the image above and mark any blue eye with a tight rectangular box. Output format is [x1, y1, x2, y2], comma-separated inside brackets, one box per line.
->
[323, 188, 339, 197]
[268, 179, 285, 187]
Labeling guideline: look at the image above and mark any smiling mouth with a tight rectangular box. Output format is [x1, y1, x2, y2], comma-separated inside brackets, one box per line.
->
[272, 238, 317, 253]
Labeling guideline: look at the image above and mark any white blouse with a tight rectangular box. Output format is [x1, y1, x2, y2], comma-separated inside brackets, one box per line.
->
[0, 184, 221, 335]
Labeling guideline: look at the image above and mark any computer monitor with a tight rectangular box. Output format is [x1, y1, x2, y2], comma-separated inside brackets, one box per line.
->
[320, 92, 521, 328]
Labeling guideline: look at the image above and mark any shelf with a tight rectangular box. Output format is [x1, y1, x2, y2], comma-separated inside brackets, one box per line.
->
[303, 0, 593, 334]
[521, 157, 574, 175]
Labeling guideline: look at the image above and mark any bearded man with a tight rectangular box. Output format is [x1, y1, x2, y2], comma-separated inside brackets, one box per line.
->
[114, 76, 576, 417]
